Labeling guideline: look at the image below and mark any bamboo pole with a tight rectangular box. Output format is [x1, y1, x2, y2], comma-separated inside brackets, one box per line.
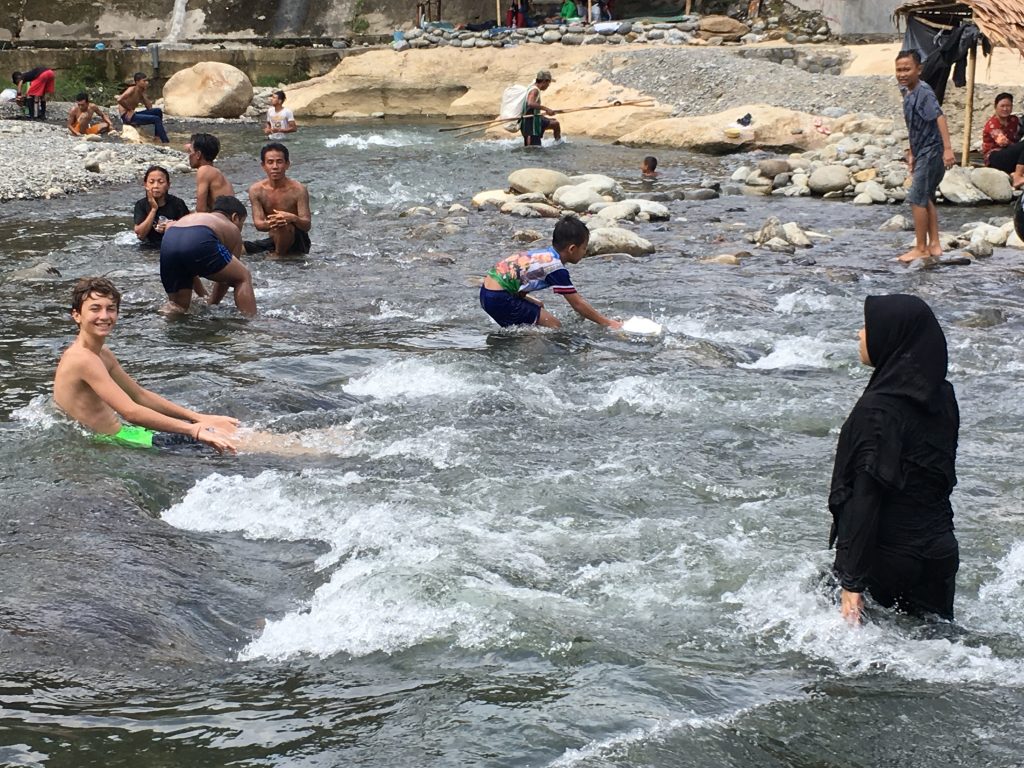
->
[961, 42, 977, 166]
[684, 0, 692, 14]
[496, 0, 501, 26]
[587, 0, 592, 22]
[438, 99, 656, 132]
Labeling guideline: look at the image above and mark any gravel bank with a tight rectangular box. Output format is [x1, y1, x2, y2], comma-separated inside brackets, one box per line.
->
[0, 110, 189, 203]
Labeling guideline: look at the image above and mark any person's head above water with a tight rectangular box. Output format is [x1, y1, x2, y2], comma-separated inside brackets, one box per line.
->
[212, 195, 247, 227]
[642, 156, 658, 175]
[188, 133, 220, 164]
[551, 216, 589, 263]
[860, 293, 948, 408]
[71, 276, 122, 316]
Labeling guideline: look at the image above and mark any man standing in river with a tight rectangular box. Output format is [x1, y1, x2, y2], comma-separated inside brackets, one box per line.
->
[247, 142, 312, 257]
[520, 69, 561, 147]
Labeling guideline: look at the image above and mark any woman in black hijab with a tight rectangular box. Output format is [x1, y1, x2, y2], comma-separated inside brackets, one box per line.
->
[828, 294, 959, 624]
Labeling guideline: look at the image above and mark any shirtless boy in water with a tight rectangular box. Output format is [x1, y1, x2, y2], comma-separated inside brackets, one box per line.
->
[54, 277, 238, 453]
[247, 142, 311, 257]
[186, 133, 234, 212]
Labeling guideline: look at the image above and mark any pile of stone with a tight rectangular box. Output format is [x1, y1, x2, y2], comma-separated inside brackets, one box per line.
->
[726, 112, 1021, 208]
[471, 167, 665, 256]
[735, 46, 847, 75]
[397, 15, 753, 50]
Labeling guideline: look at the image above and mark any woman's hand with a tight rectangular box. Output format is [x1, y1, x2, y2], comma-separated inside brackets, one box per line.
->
[840, 589, 864, 625]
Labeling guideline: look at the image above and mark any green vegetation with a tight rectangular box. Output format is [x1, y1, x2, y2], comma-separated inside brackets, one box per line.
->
[54, 62, 123, 103]
[253, 73, 307, 88]
[348, 0, 370, 35]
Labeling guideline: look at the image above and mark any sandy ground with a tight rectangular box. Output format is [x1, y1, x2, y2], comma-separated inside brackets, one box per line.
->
[844, 42, 1024, 86]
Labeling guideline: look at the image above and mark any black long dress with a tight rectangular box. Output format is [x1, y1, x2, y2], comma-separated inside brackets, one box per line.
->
[828, 294, 960, 620]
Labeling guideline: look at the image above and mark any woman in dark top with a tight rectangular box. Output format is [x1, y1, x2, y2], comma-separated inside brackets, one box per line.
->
[133, 165, 189, 247]
[829, 294, 959, 624]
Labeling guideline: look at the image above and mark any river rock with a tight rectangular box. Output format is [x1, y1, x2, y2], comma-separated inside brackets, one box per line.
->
[731, 166, 752, 182]
[512, 229, 543, 243]
[879, 214, 912, 231]
[163, 62, 254, 119]
[808, 165, 850, 194]
[587, 227, 655, 256]
[763, 237, 795, 253]
[400, 206, 434, 217]
[939, 167, 990, 205]
[6, 261, 61, 281]
[522, 202, 561, 218]
[753, 216, 786, 244]
[967, 222, 1008, 246]
[120, 125, 144, 144]
[595, 201, 642, 222]
[970, 167, 1013, 203]
[852, 192, 873, 205]
[447, 203, 470, 215]
[698, 15, 748, 41]
[472, 189, 516, 208]
[500, 202, 542, 217]
[701, 254, 740, 265]
[508, 168, 573, 196]
[964, 239, 994, 258]
[628, 199, 670, 220]
[757, 158, 790, 178]
[569, 173, 621, 197]
[552, 184, 604, 212]
[782, 222, 812, 247]
[514, 192, 550, 203]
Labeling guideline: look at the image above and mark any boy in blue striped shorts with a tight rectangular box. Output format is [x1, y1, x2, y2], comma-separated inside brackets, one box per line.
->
[895, 49, 955, 263]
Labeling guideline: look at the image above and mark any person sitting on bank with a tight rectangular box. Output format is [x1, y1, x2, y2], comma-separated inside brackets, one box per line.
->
[982, 92, 1024, 186]
[12, 66, 55, 120]
[116, 72, 169, 144]
[54, 277, 239, 453]
[520, 69, 561, 147]
[480, 216, 621, 330]
[67, 92, 113, 136]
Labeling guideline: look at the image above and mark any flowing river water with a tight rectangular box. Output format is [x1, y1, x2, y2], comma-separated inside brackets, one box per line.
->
[2, 123, 1024, 766]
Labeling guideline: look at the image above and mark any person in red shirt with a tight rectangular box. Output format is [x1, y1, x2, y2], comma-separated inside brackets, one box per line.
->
[982, 92, 1023, 179]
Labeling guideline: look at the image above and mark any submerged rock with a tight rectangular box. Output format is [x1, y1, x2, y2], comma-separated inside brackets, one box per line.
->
[587, 227, 655, 256]
[508, 168, 573, 196]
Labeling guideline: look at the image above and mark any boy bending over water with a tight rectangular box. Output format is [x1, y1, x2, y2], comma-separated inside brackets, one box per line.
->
[54, 277, 239, 453]
[480, 217, 621, 330]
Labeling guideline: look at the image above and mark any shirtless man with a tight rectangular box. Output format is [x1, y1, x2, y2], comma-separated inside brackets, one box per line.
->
[186, 133, 234, 212]
[247, 142, 312, 257]
[159, 196, 257, 316]
[67, 91, 113, 136]
[54, 277, 238, 453]
[116, 72, 169, 144]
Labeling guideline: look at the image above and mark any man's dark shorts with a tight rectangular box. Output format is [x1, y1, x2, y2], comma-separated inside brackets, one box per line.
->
[908, 151, 945, 207]
[243, 228, 311, 255]
[160, 224, 232, 293]
[480, 287, 541, 327]
[521, 117, 553, 147]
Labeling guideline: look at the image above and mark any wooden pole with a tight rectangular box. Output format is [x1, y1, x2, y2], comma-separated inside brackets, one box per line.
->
[587, 0, 592, 22]
[961, 42, 977, 166]
[685, 0, 692, 14]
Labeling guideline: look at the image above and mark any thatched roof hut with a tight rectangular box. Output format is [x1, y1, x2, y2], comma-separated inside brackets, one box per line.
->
[894, 0, 1024, 163]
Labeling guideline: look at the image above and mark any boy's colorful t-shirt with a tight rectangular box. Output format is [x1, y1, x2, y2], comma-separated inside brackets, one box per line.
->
[488, 246, 577, 296]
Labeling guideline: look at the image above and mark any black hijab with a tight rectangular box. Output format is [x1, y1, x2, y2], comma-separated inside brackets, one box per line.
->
[829, 294, 958, 518]
[862, 293, 949, 412]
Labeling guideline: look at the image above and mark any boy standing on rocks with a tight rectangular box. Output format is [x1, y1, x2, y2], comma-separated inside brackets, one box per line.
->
[895, 49, 955, 263]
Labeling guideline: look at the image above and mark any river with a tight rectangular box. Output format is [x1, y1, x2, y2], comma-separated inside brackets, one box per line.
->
[1, 122, 1023, 766]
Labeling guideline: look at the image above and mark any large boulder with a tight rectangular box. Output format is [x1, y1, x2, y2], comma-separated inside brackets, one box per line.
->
[587, 227, 655, 256]
[508, 168, 573, 196]
[939, 166, 990, 205]
[616, 105, 831, 154]
[970, 167, 1013, 203]
[472, 189, 516, 208]
[595, 200, 642, 222]
[163, 62, 254, 118]
[808, 165, 851, 195]
[698, 15, 749, 41]
[569, 173, 621, 197]
[552, 184, 605, 212]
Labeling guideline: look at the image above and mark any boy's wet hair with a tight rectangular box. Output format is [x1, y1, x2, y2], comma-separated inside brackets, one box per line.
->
[643, 156, 658, 171]
[75, 91, 89, 103]
[190, 132, 220, 162]
[552, 216, 589, 251]
[895, 49, 922, 65]
[143, 165, 170, 183]
[11, 71, 21, 84]
[273, 90, 286, 102]
[213, 195, 247, 220]
[260, 141, 289, 163]
[72, 277, 121, 313]
[133, 72, 148, 82]
[995, 92, 1014, 107]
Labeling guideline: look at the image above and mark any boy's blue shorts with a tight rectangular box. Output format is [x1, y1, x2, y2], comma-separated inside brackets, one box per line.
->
[480, 287, 541, 327]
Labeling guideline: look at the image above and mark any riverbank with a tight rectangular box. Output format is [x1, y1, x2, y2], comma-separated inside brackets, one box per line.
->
[4, 40, 1024, 204]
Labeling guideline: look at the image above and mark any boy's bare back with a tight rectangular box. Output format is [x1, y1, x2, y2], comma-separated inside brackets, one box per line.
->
[196, 165, 235, 212]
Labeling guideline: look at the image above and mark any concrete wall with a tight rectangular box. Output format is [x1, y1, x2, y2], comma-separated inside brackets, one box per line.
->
[786, 0, 902, 37]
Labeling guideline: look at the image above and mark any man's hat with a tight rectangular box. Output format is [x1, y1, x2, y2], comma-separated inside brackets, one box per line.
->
[536, 69, 554, 82]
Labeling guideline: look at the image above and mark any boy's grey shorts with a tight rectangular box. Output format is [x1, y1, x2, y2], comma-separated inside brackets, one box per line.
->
[908, 151, 945, 207]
